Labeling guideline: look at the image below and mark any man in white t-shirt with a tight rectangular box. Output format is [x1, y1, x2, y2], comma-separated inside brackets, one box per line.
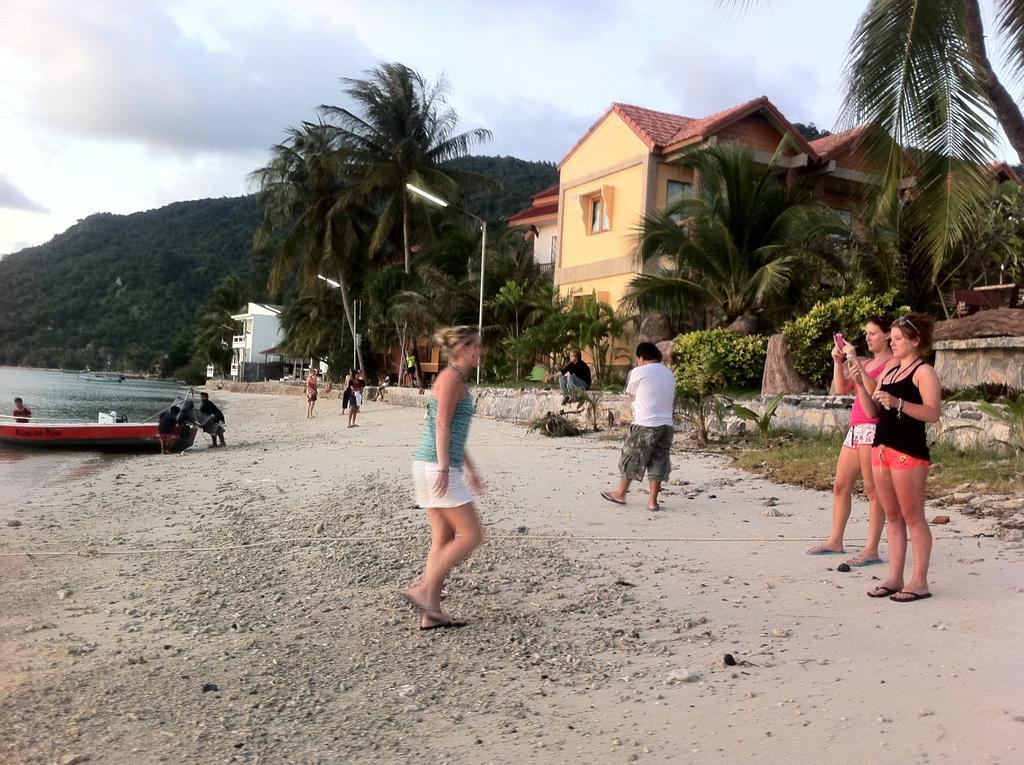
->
[601, 342, 676, 511]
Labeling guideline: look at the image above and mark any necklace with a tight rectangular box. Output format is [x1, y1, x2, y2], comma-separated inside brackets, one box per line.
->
[449, 363, 464, 375]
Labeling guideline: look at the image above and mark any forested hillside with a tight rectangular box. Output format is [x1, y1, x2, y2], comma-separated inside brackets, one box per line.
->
[0, 196, 266, 371]
[0, 156, 559, 371]
[445, 155, 559, 221]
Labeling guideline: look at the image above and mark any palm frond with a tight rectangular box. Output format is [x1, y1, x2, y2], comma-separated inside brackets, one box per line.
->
[995, 0, 1024, 79]
[843, 0, 998, 276]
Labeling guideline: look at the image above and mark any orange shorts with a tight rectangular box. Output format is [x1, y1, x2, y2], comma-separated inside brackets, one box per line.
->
[872, 445, 929, 471]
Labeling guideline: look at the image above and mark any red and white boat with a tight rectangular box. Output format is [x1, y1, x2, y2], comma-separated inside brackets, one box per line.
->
[0, 392, 199, 452]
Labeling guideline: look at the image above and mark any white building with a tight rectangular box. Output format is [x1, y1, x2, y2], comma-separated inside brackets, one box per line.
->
[506, 183, 558, 270]
[230, 303, 292, 381]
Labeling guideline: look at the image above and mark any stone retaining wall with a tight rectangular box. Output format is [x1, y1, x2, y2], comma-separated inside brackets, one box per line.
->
[214, 381, 1012, 451]
[933, 336, 1024, 391]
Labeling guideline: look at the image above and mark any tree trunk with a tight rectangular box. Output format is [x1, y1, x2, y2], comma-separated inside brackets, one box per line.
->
[761, 333, 814, 395]
[963, 0, 1024, 163]
[335, 272, 367, 373]
[402, 193, 412, 274]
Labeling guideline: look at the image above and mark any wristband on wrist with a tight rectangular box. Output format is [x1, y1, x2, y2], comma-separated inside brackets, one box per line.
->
[437, 467, 450, 473]
[897, 398, 904, 417]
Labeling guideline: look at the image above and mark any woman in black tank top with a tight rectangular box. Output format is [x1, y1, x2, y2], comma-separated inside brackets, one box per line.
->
[849, 314, 941, 603]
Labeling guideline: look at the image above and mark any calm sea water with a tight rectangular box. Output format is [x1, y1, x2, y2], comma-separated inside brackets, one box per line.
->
[0, 367, 187, 513]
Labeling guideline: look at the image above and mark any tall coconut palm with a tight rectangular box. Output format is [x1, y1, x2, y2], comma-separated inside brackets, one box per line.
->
[194, 274, 247, 375]
[621, 145, 844, 332]
[726, 0, 1024, 283]
[249, 122, 370, 372]
[318, 62, 493, 273]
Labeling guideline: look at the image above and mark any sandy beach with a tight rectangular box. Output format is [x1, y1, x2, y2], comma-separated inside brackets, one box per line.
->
[1, 391, 1023, 764]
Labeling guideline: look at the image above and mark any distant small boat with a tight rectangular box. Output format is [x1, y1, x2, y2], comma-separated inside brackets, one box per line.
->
[79, 373, 125, 383]
[0, 391, 198, 452]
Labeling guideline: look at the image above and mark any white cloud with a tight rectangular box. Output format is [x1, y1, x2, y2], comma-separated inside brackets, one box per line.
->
[5, 2, 376, 154]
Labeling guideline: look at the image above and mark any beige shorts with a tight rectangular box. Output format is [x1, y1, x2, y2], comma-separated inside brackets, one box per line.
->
[412, 460, 474, 509]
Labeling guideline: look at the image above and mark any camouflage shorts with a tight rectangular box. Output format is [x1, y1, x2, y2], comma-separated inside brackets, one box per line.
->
[618, 424, 674, 482]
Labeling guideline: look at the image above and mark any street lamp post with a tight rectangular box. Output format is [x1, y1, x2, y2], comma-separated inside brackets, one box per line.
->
[406, 183, 486, 385]
[317, 273, 361, 372]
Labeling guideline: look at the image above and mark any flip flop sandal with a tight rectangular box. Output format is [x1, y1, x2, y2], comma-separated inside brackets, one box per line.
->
[648, 503, 660, 512]
[890, 591, 932, 603]
[400, 590, 445, 621]
[848, 556, 884, 567]
[867, 586, 901, 598]
[420, 618, 468, 631]
[601, 491, 626, 505]
[806, 546, 846, 555]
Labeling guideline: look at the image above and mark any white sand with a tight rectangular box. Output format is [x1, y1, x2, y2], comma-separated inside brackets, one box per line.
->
[1, 391, 1022, 764]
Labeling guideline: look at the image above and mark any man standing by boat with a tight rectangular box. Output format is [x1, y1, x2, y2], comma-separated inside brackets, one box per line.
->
[158, 406, 181, 455]
[12, 398, 31, 423]
[198, 392, 226, 448]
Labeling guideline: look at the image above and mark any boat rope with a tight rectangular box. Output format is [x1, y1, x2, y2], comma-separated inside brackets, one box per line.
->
[0, 532, 985, 559]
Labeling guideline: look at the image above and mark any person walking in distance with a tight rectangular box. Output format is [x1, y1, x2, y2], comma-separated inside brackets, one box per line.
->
[305, 368, 320, 418]
[601, 342, 676, 511]
[347, 371, 365, 428]
[404, 326, 486, 629]
[851, 314, 941, 602]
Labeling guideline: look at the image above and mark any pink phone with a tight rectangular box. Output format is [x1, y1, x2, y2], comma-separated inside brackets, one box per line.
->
[834, 332, 845, 348]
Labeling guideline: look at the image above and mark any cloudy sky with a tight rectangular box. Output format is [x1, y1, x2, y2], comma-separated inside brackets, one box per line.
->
[1, 0, 1020, 255]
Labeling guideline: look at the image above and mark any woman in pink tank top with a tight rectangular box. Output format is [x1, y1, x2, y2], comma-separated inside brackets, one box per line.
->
[807, 316, 895, 565]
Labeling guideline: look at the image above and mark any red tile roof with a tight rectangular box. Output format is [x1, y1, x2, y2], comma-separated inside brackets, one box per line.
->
[507, 201, 559, 225]
[560, 97, 822, 166]
[809, 127, 866, 161]
[613, 103, 696, 149]
[531, 183, 560, 200]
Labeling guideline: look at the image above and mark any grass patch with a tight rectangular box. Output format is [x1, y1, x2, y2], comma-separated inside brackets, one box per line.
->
[726, 429, 1024, 497]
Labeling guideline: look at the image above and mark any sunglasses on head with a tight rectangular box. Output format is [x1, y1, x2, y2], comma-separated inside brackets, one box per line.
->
[894, 315, 918, 333]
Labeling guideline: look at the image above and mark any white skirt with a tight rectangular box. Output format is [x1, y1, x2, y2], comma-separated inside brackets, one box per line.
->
[412, 460, 474, 509]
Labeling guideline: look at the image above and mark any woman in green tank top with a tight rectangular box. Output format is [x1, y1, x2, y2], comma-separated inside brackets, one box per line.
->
[404, 326, 485, 630]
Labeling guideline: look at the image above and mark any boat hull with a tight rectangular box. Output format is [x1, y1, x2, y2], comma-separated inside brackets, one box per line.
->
[0, 422, 195, 452]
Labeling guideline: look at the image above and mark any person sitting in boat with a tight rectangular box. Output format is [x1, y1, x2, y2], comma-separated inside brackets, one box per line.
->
[12, 397, 31, 423]
[158, 406, 181, 455]
[198, 392, 226, 448]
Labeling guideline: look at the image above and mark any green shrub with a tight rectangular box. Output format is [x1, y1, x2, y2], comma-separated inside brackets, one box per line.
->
[782, 288, 902, 388]
[672, 329, 768, 391]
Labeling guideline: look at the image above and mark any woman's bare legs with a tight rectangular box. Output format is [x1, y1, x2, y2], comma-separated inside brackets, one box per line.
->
[855, 444, 885, 561]
[809, 445, 860, 553]
[870, 465, 907, 595]
[890, 466, 931, 598]
[407, 504, 484, 627]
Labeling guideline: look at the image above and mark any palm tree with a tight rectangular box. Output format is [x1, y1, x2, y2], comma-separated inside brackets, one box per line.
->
[318, 62, 492, 273]
[249, 122, 371, 372]
[727, 0, 1024, 284]
[621, 145, 843, 332]
[194, 274, 247, 375]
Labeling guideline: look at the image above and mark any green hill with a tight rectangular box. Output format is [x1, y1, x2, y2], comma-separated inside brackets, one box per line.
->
[0, 196, 266, 371]
[0, 156, 558, 372]
[445, 155, 558, 222]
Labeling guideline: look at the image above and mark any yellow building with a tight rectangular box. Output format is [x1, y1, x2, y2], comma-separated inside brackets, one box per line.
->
[508, 96, 880, 320]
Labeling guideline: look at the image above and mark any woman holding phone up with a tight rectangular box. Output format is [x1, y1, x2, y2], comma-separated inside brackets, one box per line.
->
[404, 326, 486, 629]
[807, 317, 895, 565]
[850, 314, 941, 602]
